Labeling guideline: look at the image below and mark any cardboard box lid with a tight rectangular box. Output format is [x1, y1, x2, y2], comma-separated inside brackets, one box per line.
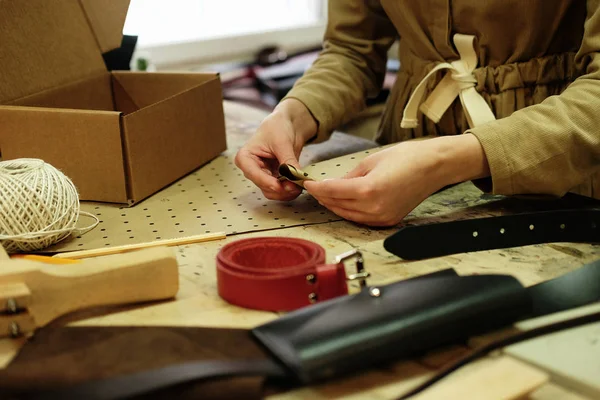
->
[0, 0, 130, 104]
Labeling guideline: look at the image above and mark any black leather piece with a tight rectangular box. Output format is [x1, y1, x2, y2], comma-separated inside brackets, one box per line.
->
[253, 258, 600, 383]
[527, 258, 600, 317]
[384, 209, 600, 260]
[252, 273, 530, 383]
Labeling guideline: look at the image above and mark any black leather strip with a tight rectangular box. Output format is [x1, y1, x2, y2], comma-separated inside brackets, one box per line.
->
[384, 209, 600, 260]
[527, 258, 600, 318]
[4, 359, 287, 400]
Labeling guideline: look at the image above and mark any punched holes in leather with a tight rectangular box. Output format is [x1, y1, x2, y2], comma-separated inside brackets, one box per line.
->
[216, 237, 348, 311]
[384, 208, 600, 260]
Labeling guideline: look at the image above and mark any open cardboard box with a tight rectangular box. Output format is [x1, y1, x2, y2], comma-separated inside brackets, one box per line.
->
[0, 0, 227, 204]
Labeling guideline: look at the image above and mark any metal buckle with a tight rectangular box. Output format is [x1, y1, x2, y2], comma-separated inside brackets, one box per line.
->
[335, 249, 370, 289]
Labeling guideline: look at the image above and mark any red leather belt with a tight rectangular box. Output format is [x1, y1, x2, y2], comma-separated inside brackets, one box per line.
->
[216, 237, 369, 311]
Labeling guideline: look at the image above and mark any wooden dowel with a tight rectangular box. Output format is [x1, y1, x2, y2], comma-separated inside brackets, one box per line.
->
[53, 232, 226, 259]
[11, 254, 81, 264]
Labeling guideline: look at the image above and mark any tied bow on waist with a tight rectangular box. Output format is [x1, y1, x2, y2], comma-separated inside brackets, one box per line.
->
[401, 34, 496, 129]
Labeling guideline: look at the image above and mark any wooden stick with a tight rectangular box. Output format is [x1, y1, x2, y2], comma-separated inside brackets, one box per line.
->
[53, 232, 226, 259]
[11, 254, 81, 264]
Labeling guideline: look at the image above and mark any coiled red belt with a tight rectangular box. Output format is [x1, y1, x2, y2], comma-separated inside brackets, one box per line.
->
[216, 237, 369, 311]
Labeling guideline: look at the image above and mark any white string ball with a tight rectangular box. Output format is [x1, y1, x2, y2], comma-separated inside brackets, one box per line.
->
[0, 158, 97, 253]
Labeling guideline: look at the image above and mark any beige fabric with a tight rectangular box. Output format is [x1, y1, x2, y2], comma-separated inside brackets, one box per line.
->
[402, 34, 496, 129]
[284, 0, 600, 199]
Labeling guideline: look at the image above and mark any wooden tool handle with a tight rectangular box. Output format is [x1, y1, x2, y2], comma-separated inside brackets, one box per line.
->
[53, 232, 226, 259]
[0, 247, 179, 327]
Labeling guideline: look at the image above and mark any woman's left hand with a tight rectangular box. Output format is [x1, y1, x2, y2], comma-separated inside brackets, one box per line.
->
[303, 134, 490, 227]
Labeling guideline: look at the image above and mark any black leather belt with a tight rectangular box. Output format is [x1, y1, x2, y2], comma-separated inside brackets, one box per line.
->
[5, 258, 600, 400]
[384, 209, 600, 260]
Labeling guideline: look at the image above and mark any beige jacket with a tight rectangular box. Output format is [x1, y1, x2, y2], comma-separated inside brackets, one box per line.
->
[284, 0, 600, 198]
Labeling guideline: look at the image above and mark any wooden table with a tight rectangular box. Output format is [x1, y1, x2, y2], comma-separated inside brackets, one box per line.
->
[3, 101, 599, 399]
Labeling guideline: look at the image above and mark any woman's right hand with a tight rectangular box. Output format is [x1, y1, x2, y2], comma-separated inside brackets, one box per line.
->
[234, 99, 318, 201]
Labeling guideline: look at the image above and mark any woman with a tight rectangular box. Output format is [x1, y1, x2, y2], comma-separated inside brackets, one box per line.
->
[235, 0, 600, 226]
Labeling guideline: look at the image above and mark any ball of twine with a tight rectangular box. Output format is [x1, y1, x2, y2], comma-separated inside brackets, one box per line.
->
[0, 158, 98, 253]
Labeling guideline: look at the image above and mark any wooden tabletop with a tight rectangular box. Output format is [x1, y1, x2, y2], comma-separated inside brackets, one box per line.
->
[2, 101, 599, 399]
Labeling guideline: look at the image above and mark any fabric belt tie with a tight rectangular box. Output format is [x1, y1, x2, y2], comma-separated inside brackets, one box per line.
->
[401, 34, 496, 129]
[216, 237, 368, 311]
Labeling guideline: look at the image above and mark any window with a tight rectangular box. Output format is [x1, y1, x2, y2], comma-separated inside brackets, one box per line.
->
[123, 0, 327, 70]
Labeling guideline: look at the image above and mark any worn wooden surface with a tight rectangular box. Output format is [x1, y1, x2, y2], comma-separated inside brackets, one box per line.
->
[3, 101, 600, 399]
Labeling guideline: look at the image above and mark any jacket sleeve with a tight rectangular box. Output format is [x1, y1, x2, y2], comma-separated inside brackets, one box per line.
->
[282, 0, 397, 142]
[468, 0, 600, 197]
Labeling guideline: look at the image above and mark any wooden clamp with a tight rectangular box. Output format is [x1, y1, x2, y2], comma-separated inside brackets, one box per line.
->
[0, 246, 179, 339]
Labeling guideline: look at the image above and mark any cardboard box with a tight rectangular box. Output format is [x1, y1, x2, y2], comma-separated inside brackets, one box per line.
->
[0, 0, 227, 204]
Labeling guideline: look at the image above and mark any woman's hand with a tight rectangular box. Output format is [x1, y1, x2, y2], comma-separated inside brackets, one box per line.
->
[235, 99, 317, 201]
[303, 134, 490, 226]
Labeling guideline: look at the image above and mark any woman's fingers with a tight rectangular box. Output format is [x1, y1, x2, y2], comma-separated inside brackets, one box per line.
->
[303, 176, 367, 200]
